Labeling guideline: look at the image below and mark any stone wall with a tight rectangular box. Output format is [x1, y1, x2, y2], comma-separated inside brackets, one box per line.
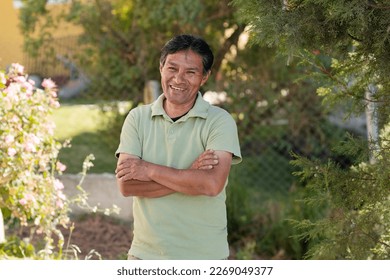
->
[60, 173, 133, 221]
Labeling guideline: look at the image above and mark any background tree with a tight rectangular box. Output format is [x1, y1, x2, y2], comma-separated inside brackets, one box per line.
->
[17, 0, 378, 259]
[233, 0, 390, 259]
[19, 0, 246, 103]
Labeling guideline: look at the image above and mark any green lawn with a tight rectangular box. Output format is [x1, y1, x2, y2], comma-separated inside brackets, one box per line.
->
[52, 104, 118, 174]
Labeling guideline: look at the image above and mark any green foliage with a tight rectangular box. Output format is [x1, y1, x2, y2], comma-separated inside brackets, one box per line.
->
[0, 64, 119, 259]
[19, 0, 390, 260]
[227, 149, 333, 259]
[1, 64, 68, 258]
[96, 101, 133, 158]
[234, 0, 390, 259]
[0, 236, 36, 259]
[233, 0, 390, 117]
[19, 0, 245, 102]
[227, 168, 328, 259]
[290, 124, 390, 259]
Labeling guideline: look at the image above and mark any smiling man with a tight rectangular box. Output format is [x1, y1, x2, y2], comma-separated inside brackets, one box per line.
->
[115, 34, 242, 260]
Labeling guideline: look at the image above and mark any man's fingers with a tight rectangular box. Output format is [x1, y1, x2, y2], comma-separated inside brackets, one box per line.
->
[197, 158, 219, 170]
[198, 165, 214, 170]
[189, 149, 221, 169]
[199, 150, 218, 161]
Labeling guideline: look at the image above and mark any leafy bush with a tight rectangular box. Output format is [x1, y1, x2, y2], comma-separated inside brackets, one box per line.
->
[291, 127, 390, 259]
[0, 64, 119, 259]
[0, 64, 68, 258]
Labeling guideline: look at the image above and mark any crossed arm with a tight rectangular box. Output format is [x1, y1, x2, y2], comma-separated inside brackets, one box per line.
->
[115, 150, 232, 198]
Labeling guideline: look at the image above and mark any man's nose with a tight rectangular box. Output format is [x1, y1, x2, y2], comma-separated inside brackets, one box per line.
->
[173, 71, 185, 83]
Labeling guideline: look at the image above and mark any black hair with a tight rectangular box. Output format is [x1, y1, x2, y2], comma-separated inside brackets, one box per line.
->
[160, 34, 214, 75]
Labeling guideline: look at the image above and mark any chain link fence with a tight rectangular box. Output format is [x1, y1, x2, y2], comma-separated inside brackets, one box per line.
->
[205, 91, 368, 200]
[23, 35, 369, 193]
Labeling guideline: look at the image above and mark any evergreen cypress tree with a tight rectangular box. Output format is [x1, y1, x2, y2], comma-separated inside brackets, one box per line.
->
[234, 0, 390, 259]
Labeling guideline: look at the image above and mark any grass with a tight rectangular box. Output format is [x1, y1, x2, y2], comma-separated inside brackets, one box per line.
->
[51, 104, 118, 174]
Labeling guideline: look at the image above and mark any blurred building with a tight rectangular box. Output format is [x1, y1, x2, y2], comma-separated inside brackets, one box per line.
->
[0, 0, 82, 80]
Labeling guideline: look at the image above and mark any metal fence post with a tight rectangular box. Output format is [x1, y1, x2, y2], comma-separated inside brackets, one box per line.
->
[0, 209, 5, 244]
[365, 84, 379, 164]
[143, 80, 160, 104]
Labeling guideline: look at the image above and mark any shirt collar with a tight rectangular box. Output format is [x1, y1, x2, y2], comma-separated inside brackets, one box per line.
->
[151, 92, 210, 120]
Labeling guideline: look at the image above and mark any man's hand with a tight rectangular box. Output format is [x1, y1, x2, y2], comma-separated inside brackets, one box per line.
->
[190, 149, 219, 170]
[116, 157, 151, 182]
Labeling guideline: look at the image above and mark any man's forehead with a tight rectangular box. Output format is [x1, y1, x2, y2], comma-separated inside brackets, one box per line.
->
[165, 50, 203, 69]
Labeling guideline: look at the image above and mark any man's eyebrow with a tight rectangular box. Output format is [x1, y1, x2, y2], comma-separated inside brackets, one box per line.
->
[166, 61, 201, 71]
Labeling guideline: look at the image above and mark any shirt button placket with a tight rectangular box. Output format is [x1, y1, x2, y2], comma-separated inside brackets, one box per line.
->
[168, 124, 175, 142]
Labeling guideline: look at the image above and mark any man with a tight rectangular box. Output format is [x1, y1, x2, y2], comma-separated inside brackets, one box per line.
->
[115, 34, 241, 260]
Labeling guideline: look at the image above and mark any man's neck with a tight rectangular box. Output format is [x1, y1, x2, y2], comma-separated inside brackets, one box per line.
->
[163, 99, 196, 119]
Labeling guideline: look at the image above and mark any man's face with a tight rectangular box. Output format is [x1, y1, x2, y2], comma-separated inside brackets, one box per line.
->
[160, 50, 210, 107]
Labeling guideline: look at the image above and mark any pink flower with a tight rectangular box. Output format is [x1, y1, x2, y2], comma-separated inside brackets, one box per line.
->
[10, 63, 24, 75]
[28, 78, 36, 86]
[57, 190, 66, 201]
[23, 82, 34, 97]
[23, 134, 41, 152]
[24, 141, 36, 152]
[25, 193, 36, 202]
[41, 78, 56, 90]
[19, 198, 27, 205]
[54, 179, 64, 190]
[56, 200, 64, 209]
[14, 75, 27, 84]
[30, 134, 41, 145]
[49, 90, 57, 98]
[37, 105, 45, 112]
[7, 147, 17, 157]
[4, 83, 21, 102]
[45, 121, 56, 135]
[50, 99, 60, 108]
[56, 161, 67, 172]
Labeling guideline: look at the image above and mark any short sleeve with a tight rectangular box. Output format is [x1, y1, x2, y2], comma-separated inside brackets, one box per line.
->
[206, 109, 242, 165]
[115, 110, 142, 158]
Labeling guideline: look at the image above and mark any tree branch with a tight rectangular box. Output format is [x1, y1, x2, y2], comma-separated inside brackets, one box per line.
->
[213, 24, 246, 74]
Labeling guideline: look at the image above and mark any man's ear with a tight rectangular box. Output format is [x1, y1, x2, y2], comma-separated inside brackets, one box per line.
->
[159, 63, 163, 73]
[200, 70, 211, 87]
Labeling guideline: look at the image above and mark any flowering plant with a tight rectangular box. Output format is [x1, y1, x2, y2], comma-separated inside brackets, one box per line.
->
[0, 64, 121, 259]
[0, 63, 70, 257]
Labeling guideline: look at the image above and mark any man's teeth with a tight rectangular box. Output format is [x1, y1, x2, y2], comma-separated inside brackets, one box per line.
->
[171, 86, 185, 91]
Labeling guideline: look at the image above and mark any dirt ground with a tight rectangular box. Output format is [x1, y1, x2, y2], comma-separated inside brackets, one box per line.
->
[61, 214, 133, 260]
[62, 215, 268, 260]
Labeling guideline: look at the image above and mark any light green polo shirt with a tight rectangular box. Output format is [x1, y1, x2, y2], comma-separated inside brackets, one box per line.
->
[116, 92, 241, 259]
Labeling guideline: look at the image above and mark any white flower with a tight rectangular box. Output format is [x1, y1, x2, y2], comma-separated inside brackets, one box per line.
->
[0, 72, 6, 84]
[7, 147, 17, 157]
[54, 179, 65, 190]
[5, 135, 14, 144]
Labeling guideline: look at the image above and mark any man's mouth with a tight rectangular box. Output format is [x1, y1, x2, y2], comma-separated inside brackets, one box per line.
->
[170, 85, 185, 91]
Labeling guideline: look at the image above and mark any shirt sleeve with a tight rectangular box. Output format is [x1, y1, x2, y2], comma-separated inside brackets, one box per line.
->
[115, 110, 142, 158]
[206, 109, 242, 165]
